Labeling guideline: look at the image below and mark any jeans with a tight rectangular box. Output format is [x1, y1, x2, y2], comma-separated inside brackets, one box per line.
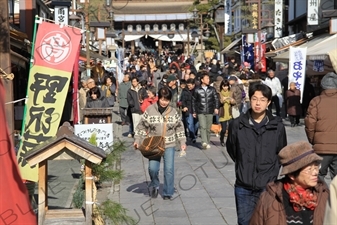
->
[318, 154, 337, 181]
[184, 113, 199, 140]
[235, 186, 265, 225]
[148, 147, 175, 197]
[198, 114, 213, 144]
[268, 95, 280, 116]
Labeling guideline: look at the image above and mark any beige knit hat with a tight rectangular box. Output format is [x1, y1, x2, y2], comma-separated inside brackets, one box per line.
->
[279, 141, 323, 176]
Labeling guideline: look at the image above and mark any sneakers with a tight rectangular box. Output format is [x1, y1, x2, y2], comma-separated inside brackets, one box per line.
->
[192, 139, 196, 143]
[127, 133, 133, 138]
[202, 143, 211, 149]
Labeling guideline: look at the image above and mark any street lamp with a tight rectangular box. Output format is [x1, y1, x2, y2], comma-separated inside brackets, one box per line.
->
[105, 0, 114, 31]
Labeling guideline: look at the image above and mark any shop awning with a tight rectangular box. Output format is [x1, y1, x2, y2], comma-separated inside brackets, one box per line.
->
[272, 33, 332, 62]
[220, 38, 241, 54]
[149, 34, 192, 42]
[265, 38, 308, 58]
[124, 35, 144, 42]
[307, 34, 337, 60]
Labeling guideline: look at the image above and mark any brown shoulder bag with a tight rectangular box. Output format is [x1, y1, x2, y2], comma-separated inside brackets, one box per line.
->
[138, 108, 170, 160]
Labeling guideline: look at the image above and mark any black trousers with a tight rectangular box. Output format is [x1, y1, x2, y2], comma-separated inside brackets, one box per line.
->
[220, 120, 231, 142]
[268, 95, 280, 116]
[119, 106, 130, 123]
[318, 154, 337, 181]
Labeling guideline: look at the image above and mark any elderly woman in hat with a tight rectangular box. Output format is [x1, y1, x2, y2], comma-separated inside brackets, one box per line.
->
[250, 141, 329, 225]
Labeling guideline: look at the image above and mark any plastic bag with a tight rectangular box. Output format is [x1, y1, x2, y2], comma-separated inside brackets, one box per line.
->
[242, 102, 248, 114]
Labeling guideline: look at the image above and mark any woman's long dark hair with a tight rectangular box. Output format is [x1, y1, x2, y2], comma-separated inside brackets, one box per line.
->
[220, 80, 230, 91]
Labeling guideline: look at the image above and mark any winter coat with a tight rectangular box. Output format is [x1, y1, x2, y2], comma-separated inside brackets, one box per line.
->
[226, 109, 287, 190]
[286, 89, 302, 116]
[250, 179, 329, 225]
[219, 90, 232, 122]
[101, 84, 116, 107]
[169, 86, 180, 110]
[127, 85, 143, 114]
[140, 96, 158, 113]
[180, 88, 195, 115]
[192, 85, 219, 115]
[134, 104, 186, 149]
[304, 89, 337, 154]
[230, 83, 243, 110]
[85, 98, 109, 108]
[118, 81, 131, 108]
[324, 176, 337, 224]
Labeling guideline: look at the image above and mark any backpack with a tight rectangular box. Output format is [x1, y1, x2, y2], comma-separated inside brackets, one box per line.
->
[239, 84, 246, 100]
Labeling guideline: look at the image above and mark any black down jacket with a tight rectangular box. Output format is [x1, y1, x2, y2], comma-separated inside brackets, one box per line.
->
[192, 85, 219, 114]
[226, 109, 287, 190]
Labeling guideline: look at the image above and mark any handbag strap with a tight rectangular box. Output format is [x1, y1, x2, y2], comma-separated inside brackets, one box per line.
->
[162, 107, 171, 137]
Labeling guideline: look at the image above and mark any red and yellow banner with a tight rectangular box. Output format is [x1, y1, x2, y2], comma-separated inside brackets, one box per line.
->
[17, 22, 82, 182]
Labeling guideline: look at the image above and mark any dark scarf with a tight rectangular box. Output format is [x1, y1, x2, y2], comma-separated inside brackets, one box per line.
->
[157, 102, 168, 115]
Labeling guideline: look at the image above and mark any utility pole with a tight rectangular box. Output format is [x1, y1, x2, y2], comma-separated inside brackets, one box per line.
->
[85, 0, 91, 77]
[0, 0, 14, 137]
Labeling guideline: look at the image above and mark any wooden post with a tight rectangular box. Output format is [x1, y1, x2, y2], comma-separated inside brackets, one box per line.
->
[38, 161, 48, 225]
[0, 0, 14, 136]
[85, 160, 93, 225]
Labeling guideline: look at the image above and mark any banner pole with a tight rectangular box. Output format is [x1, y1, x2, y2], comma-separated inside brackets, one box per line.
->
[20, 15, 39, 137]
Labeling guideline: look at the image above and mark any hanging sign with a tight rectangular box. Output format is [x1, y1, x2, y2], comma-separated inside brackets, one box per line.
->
[17, 22, 82, 182]
[288, 46, 307, 103]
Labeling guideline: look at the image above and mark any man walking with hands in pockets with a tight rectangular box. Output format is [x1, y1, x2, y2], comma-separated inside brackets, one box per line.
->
[192, 73, 219, 149]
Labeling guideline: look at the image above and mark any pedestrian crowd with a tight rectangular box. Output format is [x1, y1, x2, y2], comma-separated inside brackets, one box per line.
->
[77, 50, 337, 225]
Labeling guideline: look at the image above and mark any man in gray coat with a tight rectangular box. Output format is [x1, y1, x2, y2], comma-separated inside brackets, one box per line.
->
[118, 73, 131, 125]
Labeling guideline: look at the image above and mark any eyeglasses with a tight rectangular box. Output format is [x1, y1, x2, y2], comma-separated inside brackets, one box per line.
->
[302, 163, 321, 174]
[251, 98, 268, 103]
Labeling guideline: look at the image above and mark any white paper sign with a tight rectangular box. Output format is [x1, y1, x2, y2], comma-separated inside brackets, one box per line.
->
[224, 0, 232, 35]
[274, 0, 283, 38]
[288, 46, 307, 103]
[307, 0, 320, 25]
[54, 6, 69, 25]
[75, 124, 113, 151]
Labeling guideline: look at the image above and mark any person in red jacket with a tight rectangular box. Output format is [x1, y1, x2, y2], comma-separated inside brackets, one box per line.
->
[140, 86, 158, 113]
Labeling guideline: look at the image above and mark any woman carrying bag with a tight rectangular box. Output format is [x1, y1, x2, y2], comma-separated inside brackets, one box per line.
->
[134, 87, 186, 200]
[219, 80, 234, 146]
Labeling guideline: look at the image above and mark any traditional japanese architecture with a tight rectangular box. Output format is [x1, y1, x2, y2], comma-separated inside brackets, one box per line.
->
[113, 0, 203, 54]
[25, 122, 106, 225]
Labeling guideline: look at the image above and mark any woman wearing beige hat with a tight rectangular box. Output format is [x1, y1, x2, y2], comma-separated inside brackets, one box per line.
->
[250, 141, 329, 225]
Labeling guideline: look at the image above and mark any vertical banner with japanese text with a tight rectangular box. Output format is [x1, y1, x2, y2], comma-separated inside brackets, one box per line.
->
[288, 46, 307, 103]
[274, 0, 283, 38]
[224, 0, 231, 35]
[307, 0, 319, 25]
[17, 22, 82, 182]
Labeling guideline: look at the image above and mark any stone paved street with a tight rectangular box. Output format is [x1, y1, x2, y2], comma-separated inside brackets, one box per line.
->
[110, 111, 325, 225]
[45, 106, 332, 225]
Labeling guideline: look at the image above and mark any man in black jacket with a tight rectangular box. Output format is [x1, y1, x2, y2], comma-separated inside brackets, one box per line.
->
[226, 83, 287, 225]
[192, 73, 219, 149]
[181, 78, 198, 143]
